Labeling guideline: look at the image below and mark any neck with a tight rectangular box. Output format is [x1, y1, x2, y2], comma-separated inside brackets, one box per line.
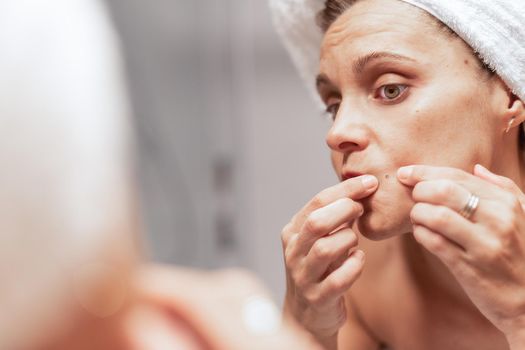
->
[491, 128, 525, 189]
[401, 234, 472, 308]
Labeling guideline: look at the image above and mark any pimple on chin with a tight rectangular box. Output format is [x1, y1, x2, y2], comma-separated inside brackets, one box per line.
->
[377, 173, 392, 185]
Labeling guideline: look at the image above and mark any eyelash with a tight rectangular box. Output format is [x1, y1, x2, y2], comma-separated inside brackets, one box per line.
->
[376, 84, 409, 102]
[323, 83, 409, 121]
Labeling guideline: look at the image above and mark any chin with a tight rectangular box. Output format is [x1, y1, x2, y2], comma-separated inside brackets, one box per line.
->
[353, 182, 414, 241]
[355, 211, 410, 241]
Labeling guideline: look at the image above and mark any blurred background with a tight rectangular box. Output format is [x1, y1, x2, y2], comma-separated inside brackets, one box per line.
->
[105, 0, 334, 301]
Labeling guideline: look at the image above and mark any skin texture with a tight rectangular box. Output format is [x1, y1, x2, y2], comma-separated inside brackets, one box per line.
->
[282, 0, 525, 349]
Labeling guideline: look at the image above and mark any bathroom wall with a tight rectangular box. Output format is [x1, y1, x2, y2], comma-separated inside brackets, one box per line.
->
[106, 0, 334, 301]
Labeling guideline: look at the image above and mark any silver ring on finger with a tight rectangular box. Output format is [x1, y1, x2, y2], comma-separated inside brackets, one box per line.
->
[458, 193, 480, 221]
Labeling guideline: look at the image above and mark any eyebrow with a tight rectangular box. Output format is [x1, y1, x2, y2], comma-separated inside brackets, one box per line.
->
[353, 51, 416, 75]
[316, 51, 417, 90]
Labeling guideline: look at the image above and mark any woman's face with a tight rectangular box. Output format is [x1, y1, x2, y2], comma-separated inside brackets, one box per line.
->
[318, 0, 501, 240]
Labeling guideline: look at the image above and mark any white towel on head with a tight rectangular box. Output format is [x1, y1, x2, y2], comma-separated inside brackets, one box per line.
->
[400, 0, 525, 102]
[269, 0, 525, 105]
[269, 0, 324, 105]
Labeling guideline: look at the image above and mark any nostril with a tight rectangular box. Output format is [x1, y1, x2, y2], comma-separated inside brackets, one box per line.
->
[338, 141, 359, 151]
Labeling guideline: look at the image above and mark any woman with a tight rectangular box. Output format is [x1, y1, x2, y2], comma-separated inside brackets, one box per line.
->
[271, 0, 525, 349]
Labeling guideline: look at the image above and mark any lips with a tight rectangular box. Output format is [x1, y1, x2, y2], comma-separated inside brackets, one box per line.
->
[341, 171, 365, 181]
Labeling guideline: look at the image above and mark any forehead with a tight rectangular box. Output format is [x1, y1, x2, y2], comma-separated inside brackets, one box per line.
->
[320, 0, 445, 70]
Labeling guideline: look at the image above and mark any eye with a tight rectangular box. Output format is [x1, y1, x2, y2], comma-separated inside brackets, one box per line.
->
[378, 84, 408, 101]
[325, 103, 340, 121]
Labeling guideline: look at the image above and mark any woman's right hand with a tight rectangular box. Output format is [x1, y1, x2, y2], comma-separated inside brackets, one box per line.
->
[281, 175, 378, 348]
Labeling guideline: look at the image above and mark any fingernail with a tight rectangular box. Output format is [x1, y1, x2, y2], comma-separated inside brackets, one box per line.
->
[361, 175, 378, 189]
[397, 166, 414, 180]
[475, 163, 491, 175]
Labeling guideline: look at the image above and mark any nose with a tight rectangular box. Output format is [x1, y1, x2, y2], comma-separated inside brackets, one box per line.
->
[325, 105, 370, 153]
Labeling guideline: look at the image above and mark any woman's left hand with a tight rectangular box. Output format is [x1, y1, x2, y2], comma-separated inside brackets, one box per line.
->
[397, 164, 525, 344]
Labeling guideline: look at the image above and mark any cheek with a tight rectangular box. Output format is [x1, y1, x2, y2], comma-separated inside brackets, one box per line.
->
[393, 88, 493, 168]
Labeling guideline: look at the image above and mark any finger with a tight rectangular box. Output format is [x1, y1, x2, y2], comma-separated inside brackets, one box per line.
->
[302, 228, 358, 283]
[474, 164, 525, 209]
[474, 164, 517, 191]
[412, 180, 487, 222]
[325, 245, 354, 278]
[410, 202, 473, 250]
[317, 250, 365, 305]
[412, 224, 463, 267]
[397, 165, 469, 187]
[295, 198, 362, 256]
[398, 164, 505, 204]
[281, 222, 296, 249]
[290, 175, 378, 230]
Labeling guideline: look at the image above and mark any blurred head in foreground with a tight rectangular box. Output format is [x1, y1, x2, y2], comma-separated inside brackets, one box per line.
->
[0, 1, 319, 349]
[0, 0, 138, 348]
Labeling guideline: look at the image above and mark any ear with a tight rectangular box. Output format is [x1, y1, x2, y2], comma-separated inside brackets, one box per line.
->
[493, 77, 525, 132]
[507, 93, 525, 130]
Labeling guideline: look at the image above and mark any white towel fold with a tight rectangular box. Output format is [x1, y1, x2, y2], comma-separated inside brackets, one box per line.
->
[269, 0, 525, 105]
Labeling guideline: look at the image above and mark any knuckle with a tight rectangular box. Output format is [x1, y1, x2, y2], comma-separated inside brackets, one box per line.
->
[284, 242, 298, 266]
[412, 182, 425, 200]
[280, 224, 291, 245]
[501, 176, 517, 190]
[280, 233, 287, 248]
[410, 203, 423, 220]
[483, 238, 505, 262]
[452, 169, 468, 181]
[304, 212, 327, 234]
[281, 222, 293, 236]
[339, 231, 358, 249]
[435, 181, 456, 201]
[304, 289, 324, 307]
[311, 192, 328, 208]
[414, 226, 445, 252]
[429, 236, 447, 253]
[497, 219, 515, 238]
[507, 194, 522, 213]
[290, 268, 307, 287]
[494, 210, 517, 236]
[326, 276, 347, 292]
[338, 197, 357, 211]
[281, 223, 299, 249]
[311, 240, 332, 260]
[284, 247, 294, 266]
[434, 206, 453, 226]
[337, 197, 353, 206]
[283, 237, 298, 263]
[327, 266, 362, 292]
